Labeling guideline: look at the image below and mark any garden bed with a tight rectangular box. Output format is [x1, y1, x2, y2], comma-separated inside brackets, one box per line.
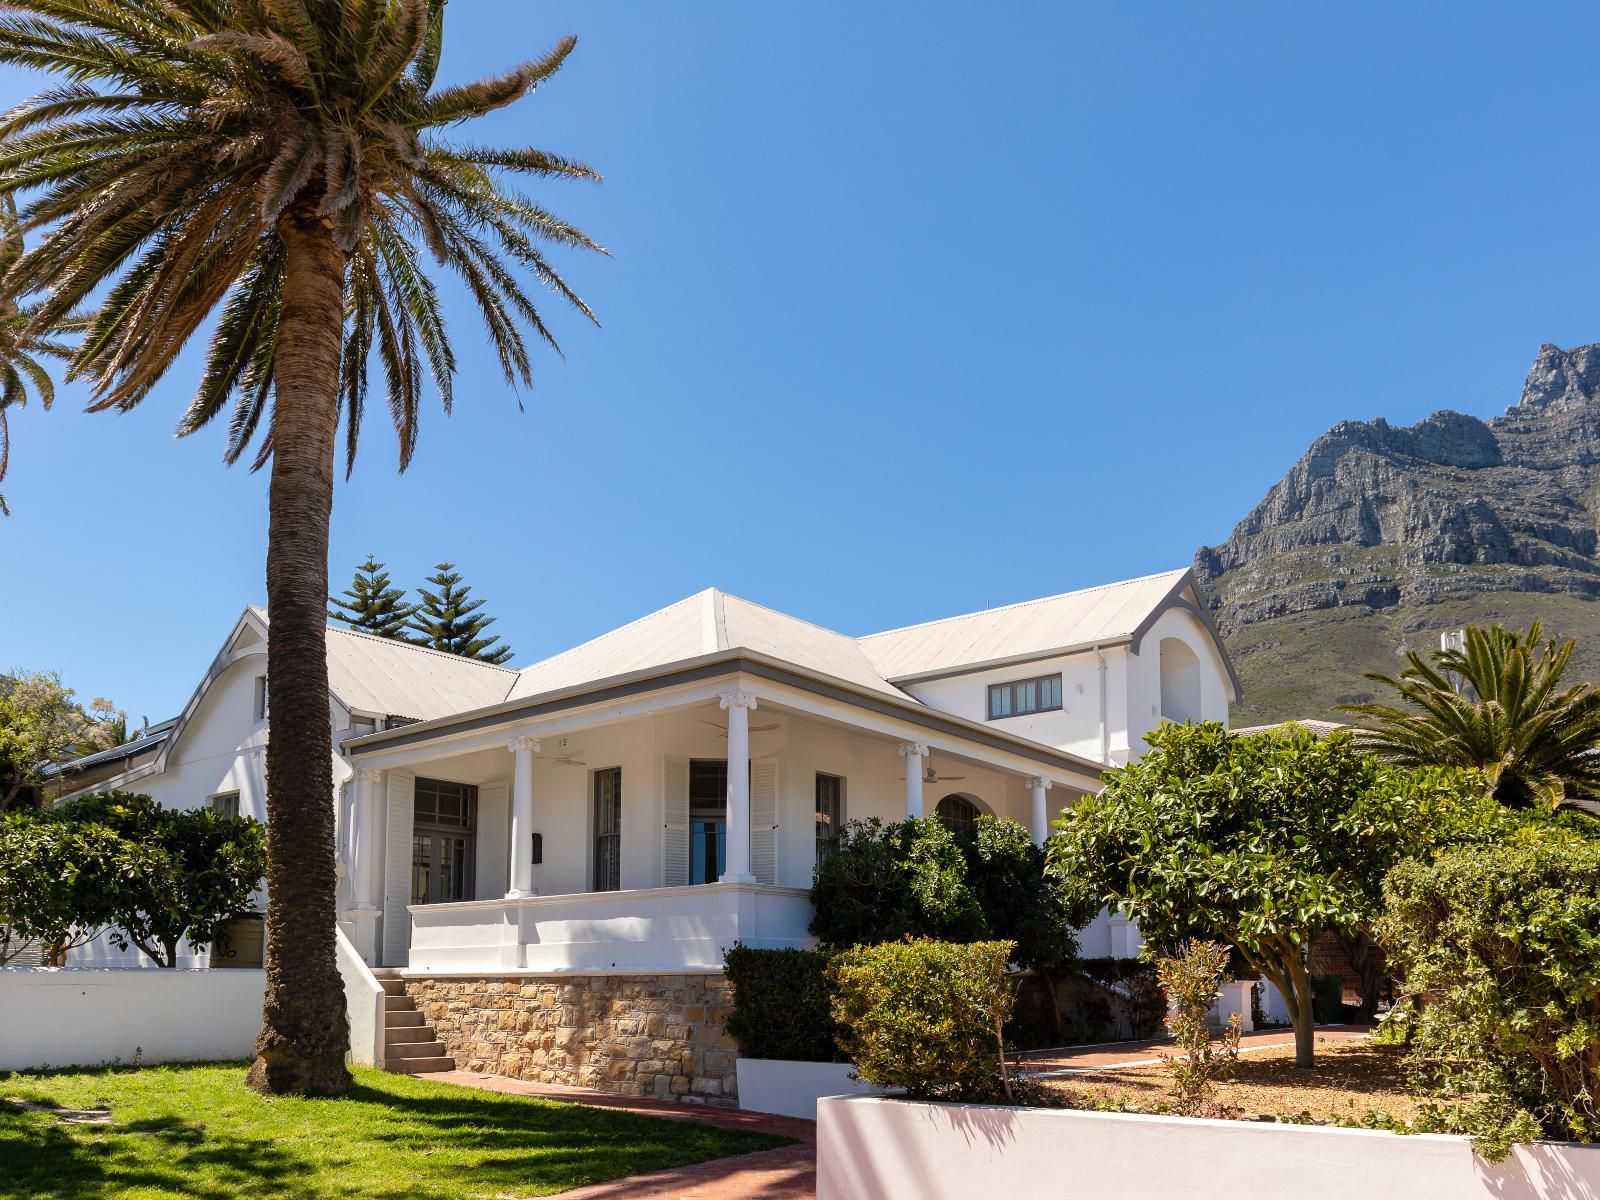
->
[1045, 1038, 1436, 1125]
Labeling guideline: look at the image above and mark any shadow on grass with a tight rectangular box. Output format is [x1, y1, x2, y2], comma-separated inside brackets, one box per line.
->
[0, 1067, 788, 1200]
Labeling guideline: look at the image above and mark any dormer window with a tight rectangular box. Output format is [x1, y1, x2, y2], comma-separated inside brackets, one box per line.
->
[987, 673, 1062, 720]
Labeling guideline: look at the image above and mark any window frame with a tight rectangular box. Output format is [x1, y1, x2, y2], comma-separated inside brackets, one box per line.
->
[986, 672, 1064, 721]
[210, 790, 241, 819]
[592, 766, 622, 893]
[814, 772, 844, 867]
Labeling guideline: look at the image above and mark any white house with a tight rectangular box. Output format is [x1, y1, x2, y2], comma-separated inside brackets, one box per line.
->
[54, 567, 1237, 1094]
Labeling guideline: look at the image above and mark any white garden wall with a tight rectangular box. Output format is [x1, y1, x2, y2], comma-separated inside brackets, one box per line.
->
[0, 968, 264, 1071]
[817, 1096, 1600, 1200]
[735, 1058, 882, 1119]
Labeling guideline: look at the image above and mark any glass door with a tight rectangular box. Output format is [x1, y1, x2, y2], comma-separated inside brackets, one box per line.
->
[411, 778, 477, 905]
[688, 760, 728, 885]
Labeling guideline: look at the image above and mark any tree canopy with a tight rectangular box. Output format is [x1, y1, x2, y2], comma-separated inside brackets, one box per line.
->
[0, 669, 124, 811]
[407, 562, 514, 664]
[1048, 721, 1496, 1066]
[328, 555, 415, 640]
[1338, 622, 1600, 813]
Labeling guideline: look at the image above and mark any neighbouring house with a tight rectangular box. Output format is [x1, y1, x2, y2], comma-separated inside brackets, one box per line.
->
[50, 567, 1238, 1097]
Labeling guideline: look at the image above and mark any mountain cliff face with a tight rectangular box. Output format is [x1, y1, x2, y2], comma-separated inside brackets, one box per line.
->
[1197, 343, 1600, 725]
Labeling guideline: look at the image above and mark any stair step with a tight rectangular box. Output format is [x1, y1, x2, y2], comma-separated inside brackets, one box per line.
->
[383, 994, 417, 1012]
[388, 1039, 449, 1058]
[384, 1025, 439, 1045]
[386, 1058, 457, 1075]
[379, 978, 408, 996]
[386, 1010, 425, 1028]
[371, 967, 405, 979]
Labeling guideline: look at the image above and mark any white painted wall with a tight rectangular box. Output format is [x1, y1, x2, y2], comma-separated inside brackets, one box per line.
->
[736, 1058, 882, 1119]
[0, 968, 265, 1070]
[335, 927, 384, 1067]
[817, 1097, 1600, 1200]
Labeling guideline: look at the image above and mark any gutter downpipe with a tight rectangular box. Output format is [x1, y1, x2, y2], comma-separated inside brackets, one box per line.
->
[1094, 645, 1108, 767]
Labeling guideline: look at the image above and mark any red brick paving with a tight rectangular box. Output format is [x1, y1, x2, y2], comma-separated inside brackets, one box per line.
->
[418, 1027, 1373, 1198]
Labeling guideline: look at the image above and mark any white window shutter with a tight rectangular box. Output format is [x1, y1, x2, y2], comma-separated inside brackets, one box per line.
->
[662, 756, 690, 887]
[475, 781, 509, 899]
[750, 758, 778, 886]
[382, 770, 414, 966]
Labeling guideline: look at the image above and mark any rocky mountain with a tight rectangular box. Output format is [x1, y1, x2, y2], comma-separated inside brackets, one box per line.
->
[1197, 342, 1600, 725]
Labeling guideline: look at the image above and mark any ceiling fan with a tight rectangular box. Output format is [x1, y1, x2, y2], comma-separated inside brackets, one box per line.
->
[898, 762, 967, 785]
[700, 718, 780, 735]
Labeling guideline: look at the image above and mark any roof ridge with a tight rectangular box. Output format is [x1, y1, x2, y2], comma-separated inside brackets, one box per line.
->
[327, 623, 521, 673]
[857, 568, 1191, 641]
[718, 590, 868, 646]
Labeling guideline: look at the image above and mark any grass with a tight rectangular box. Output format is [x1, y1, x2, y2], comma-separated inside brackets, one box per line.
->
[0, 1062, 790, 1199]
[1046, 1039, 1439, 1125]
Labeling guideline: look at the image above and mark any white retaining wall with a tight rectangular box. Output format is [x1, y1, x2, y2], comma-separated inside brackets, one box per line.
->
[735, 1058, 882, 1119]
[0, 968, 264, 1071]
[817, 1096, 1600, 1200]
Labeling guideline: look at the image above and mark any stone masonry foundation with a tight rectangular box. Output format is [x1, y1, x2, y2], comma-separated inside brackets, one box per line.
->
[403, 972, 739, 1106]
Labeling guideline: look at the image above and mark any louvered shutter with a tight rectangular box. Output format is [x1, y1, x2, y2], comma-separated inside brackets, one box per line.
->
[662, 756, 690, 886]
[475, 781, 509, 899]
[750, 758, 778, 885]
[382, 770, 414, 966]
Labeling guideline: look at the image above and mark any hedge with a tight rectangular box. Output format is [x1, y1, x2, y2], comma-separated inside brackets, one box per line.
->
[723, 945, 843, 1062]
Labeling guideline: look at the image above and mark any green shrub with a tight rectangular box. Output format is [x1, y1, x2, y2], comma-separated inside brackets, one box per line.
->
[1378, 840, 1600, 1157]
[829, 939, 1016, 1102]
[723, 945, 843, 1062]
[1157, 940, 1240, 1118]
[810, 815, 1091, 967]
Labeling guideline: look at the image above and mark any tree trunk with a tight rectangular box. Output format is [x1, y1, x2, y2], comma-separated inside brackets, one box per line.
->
[1287, 954, 1316, 1069]
[245, 207, 352, 1098]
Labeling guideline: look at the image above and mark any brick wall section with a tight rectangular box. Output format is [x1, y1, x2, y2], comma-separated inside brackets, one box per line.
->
[404, 972, 740, 1107]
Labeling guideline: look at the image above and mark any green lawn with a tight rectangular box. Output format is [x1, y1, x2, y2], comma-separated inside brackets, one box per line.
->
[0, 1062, 788, 1199]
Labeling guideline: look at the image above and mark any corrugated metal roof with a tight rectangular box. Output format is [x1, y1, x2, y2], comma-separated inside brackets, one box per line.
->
[506, 590, 911, 701]
[46, 718, 177, 777]
[325, 627, 519, 720]
[857, 569, 1193, 681]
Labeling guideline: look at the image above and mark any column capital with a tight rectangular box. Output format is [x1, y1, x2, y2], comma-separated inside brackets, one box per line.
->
[1026, 776, 1054, 792]
[354, 766, 383, 784]
[898, 740, 930, 760]
[718, 688, 759, 711]
[507, 735, 540, 755]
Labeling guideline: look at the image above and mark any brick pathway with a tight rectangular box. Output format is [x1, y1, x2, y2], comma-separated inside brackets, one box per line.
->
[418, 1070, 816, 1199]
[419, 1026, 1373, 1198]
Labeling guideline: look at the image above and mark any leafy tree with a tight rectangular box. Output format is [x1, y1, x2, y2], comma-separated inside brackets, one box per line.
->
[0, 2, 600, 1093]
[1338, 622, 1600, 812]
[1049, 722, 1492, 1067]
[0, 669, 123, 811]
[1378, 840, 1600, 1158]
[0, 197, 74, 517]
[0, 809, 126, 963]
[47, 792, 266, 968]
[962, 816, 1092, 970]
[407, 562, 515, 664]
[809, 816, 985, 948]
[328, 555, 415, 639]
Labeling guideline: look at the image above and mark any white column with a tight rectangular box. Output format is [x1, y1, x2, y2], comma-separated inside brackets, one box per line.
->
[1027, 776, 1053, 845]
[899, 741, 929, 818]
[507, 735, 539, 898]
[351, 767, 383, 910]
[720, 689, 757, 884]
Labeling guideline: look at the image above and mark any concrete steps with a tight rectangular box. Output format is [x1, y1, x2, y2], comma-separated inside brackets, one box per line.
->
[373, 968, 456, 1075]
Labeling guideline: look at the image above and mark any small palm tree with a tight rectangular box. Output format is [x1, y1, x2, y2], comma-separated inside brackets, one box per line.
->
[0, 199, 73, 515]
[0, 1, 603, 1095]
[1338, 623, 1600, 812]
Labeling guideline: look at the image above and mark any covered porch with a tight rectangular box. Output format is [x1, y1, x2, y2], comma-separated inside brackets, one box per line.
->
[336, 658, 1103, 975]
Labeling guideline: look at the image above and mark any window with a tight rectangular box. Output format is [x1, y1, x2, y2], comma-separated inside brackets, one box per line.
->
[413, 777, 475, 830]
[689, 759, 728, 885]
[987, 673, 1062, 720]
[593, 768, 622, 892]
[210, 791, 241, 819]
[815, 773, 844, 866]
[348, 716, 377, 736]
[936, 794, 981, 836]
[411, 778, 477, 905]
[253, 675, 269, 721]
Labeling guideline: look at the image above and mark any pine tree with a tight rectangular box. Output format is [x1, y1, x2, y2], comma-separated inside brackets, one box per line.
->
[407, 563, 515, 665]
[328, 556, 415, 640]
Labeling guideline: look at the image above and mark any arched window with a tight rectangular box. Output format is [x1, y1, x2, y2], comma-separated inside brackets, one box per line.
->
[1159, 637, 1202, 724]
[935, 794, 982, 836]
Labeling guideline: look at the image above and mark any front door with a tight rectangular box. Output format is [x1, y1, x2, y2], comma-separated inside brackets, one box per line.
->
[411, 777, 477, 905]
[689, 759, 727, 885]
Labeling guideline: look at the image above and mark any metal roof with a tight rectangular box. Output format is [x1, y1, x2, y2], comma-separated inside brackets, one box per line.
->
[324, 626, 519, 721]
[507, 590, 909, 701]
[857, 569, 1197, 681]
[45, 718, 177, 777]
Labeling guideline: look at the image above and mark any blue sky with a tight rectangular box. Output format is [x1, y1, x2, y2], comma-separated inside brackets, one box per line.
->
[2, 2, 1598, 722]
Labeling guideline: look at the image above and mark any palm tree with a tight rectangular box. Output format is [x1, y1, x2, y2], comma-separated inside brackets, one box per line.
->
[1338, 622, 1600, 812]
[0, 1, 602, 1095]
[0, 198, 73, 515]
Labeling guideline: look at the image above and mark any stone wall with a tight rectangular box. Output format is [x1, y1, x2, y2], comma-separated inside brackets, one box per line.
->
[404, 971, 739, 1106]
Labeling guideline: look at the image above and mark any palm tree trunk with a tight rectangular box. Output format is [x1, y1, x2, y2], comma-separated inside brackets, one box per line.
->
[245, 205, 352, 1097]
